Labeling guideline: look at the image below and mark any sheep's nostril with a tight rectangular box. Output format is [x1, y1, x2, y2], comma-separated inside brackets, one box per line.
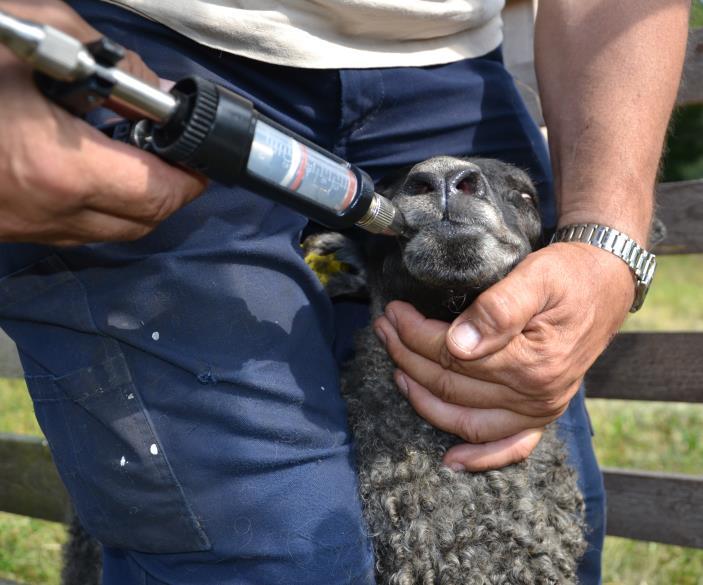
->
[449, 169, 480, 196]
[457, 178, 475, 194]
[403, 178, 436, 195]
[414, 182, 431, 195]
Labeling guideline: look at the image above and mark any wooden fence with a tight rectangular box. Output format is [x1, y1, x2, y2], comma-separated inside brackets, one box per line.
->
[0, 0, 701, 575]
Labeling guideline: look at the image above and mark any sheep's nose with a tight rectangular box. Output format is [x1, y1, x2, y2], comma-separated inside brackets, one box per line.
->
[403, 171, 444, 195]
[447, 168, 480, 196]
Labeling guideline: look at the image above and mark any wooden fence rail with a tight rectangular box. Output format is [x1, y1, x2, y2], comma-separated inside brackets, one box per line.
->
[586, 332, 703, 403]
[603, 468, 703, 549]
[0, 433, 70, 524]
[654, 179, 703, 255]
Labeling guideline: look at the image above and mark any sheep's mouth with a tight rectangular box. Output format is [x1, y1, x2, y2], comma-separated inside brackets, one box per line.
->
[400, 223, 522, 290]
[397, 216, 491, 238]
[402, 220, 522, 257]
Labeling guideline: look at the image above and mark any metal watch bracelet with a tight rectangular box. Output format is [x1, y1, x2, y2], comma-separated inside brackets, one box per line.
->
[550, 223, 657, 313]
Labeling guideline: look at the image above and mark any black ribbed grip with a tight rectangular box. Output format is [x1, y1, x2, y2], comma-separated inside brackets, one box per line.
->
[151, 76, 256, 184]
[152, 77, 218, 164]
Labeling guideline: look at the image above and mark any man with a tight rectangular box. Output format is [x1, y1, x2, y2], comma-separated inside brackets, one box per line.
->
[0, 1, 689, 583]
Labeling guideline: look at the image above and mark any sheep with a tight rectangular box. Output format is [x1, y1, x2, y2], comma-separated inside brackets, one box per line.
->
[305, 155, 587, 584]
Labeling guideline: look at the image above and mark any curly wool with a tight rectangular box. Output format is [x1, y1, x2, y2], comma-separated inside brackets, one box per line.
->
[342, 325, 587, 585]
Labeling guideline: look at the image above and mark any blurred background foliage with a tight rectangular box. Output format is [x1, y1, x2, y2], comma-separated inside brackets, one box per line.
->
[661, 103, 703, 182]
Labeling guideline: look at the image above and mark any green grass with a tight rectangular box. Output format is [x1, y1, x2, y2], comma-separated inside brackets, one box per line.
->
[0, 381, 65, 585]
[602, 538, 703, 585]
[692, 2, 703, 28]
[622, 254, 703, 331]
[0, 513, 65, 585]
[0, 378, 43, 437]
[588, 399, 703, 475]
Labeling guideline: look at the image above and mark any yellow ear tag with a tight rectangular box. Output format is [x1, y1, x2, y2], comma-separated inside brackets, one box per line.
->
[304, 251, 348, 286]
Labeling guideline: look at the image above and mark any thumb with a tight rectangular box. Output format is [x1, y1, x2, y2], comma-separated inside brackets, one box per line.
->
[446, 256, 549, 360]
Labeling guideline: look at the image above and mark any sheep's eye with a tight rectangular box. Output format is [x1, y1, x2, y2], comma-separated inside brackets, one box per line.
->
[511, 190, 535, 205]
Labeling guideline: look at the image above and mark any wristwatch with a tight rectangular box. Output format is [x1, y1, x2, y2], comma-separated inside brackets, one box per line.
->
[550, 223, 657, 313]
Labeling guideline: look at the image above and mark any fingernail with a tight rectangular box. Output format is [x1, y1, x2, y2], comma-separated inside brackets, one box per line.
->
[385, 306, 398, 328]
[450, 321, 481, 352]
[374, 326, 387, 345]
[395, 371, 408, 397]
[449, 462, 465, 473]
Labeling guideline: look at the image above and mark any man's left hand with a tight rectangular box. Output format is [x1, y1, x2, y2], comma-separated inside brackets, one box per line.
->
[373, 241, 634, 471]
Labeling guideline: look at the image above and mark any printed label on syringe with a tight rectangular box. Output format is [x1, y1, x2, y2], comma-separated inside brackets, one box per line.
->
[246, 120, 357, 213]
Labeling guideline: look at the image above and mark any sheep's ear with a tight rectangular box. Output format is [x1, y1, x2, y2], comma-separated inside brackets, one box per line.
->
[649, 216, 667, 248]
[302, 232, 368, 299]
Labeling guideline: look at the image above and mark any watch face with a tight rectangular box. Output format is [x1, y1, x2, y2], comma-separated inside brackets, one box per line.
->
[639, 254, 657, 287]
[631, 280, 649, 313]
[631, 257, 656, 313]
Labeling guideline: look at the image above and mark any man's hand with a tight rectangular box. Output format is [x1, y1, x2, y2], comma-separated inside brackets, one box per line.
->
[374, 0, 689, 472]
[0, 0, 206, 245]
[374, 241, 634, 472]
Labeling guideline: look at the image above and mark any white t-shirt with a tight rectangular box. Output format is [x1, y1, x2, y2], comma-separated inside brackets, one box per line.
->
[103, 0, 505, 68]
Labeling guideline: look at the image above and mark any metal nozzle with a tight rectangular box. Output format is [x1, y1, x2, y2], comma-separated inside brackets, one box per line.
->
[356, 192, 407, 236]
[0, 8, 93, 80]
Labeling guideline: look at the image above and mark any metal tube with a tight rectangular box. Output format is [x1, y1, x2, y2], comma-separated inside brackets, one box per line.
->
[0, 8, 177, 123]
[0, 10, 43, 59]
[109, 68, 178, 123]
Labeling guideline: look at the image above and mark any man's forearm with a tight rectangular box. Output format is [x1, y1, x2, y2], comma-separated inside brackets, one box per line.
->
[535, 0, 690, 244]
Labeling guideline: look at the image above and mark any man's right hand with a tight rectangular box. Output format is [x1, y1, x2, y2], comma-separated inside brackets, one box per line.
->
[0, 0, 207, 245]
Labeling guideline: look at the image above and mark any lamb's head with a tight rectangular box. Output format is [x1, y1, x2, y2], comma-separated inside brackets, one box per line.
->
[371, 156, 543, 321]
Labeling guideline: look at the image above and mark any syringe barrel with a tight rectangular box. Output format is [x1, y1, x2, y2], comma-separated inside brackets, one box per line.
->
[247, 119, 358, 215]
[151, 76, 376, 230]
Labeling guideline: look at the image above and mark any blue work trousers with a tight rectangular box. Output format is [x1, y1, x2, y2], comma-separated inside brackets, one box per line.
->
[0, 2, 604, 583]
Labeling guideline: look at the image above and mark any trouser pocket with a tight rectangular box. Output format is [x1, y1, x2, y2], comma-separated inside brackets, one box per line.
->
[0, 254, 211, 553]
